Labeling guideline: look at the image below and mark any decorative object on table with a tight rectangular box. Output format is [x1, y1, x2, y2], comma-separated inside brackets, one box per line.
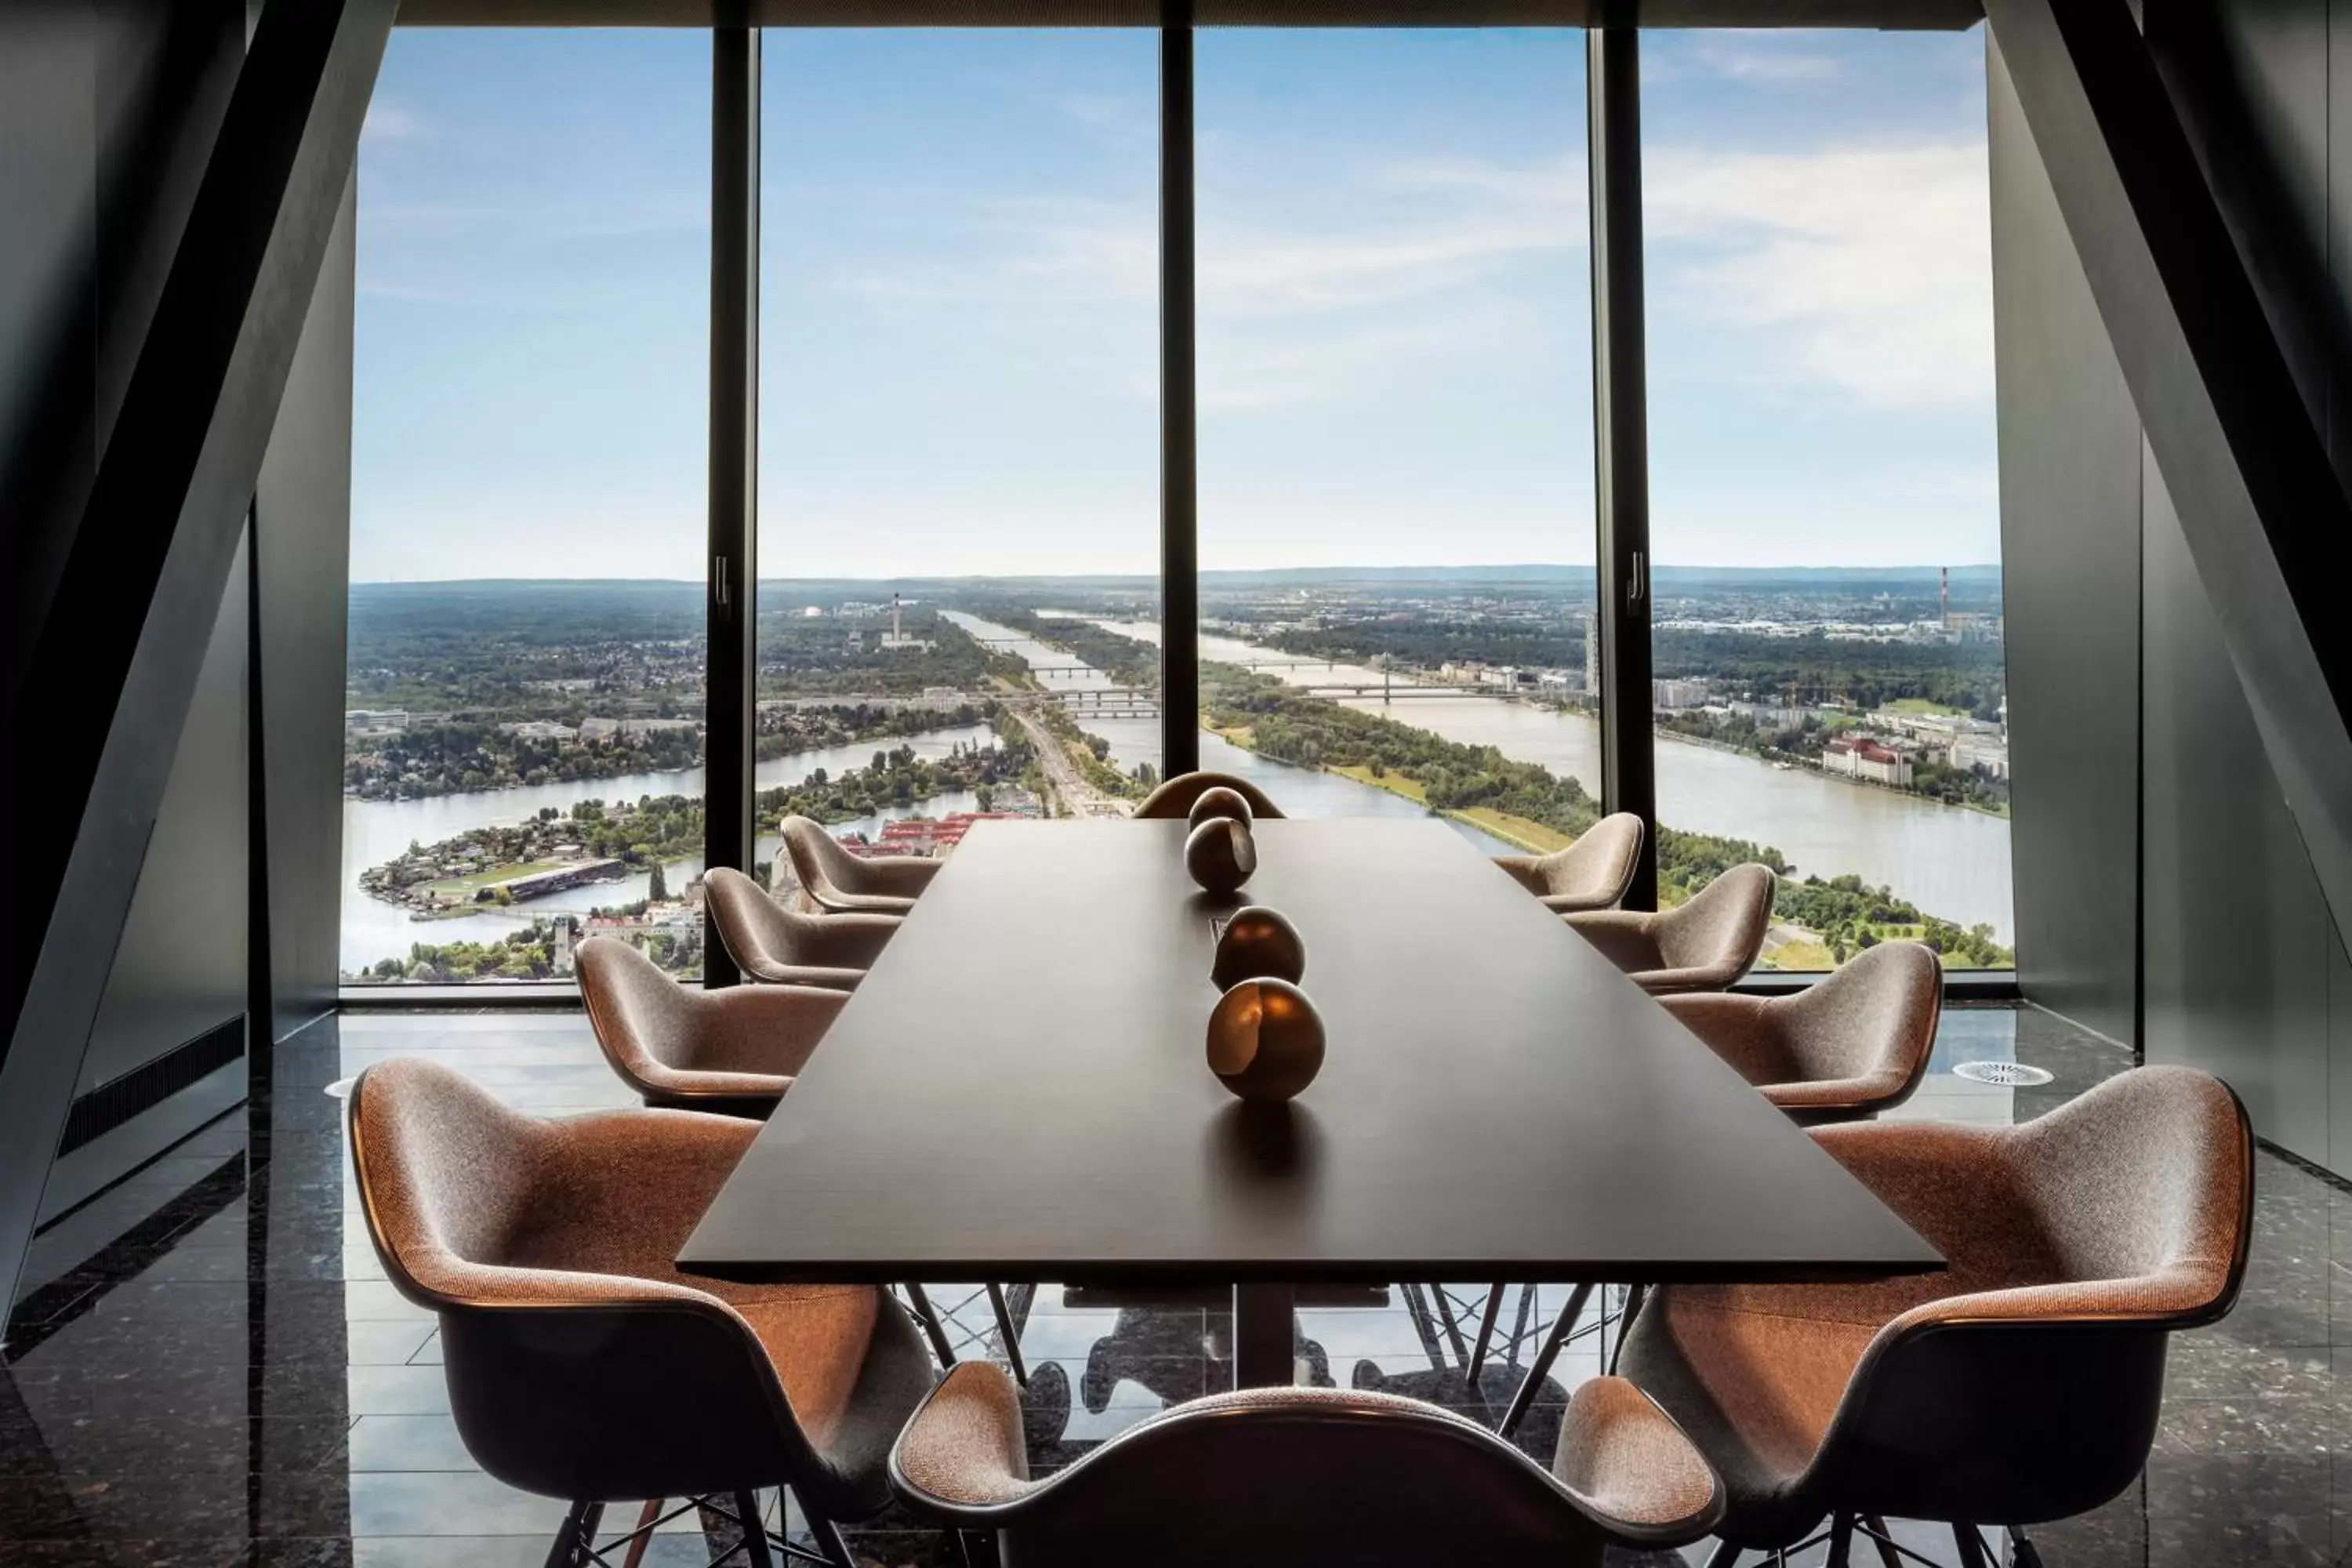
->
[1185, 785, 1254, 831]
[1210, 905, 1307, 990]
[1185, 815, 1258, 895]
[1206, 977, 1326, 1102]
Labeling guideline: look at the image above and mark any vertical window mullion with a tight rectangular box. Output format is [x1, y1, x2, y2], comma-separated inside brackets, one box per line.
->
[1588, 25, 1657, 909]
[706, 23, 759, 985]
[1160, 10, 1200, 776]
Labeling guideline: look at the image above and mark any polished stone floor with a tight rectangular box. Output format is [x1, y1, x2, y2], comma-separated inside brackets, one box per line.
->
[0, 1000, 2341, 1566]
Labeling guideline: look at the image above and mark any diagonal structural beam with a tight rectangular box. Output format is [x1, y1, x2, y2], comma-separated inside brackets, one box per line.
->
[0, 0, 394, 1309]
[1984, 0, 2352, 943]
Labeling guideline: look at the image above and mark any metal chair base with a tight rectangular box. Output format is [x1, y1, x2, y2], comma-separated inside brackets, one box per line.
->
[1707, 1516, 2038, 1568]
[542, 1489, 855, 1568]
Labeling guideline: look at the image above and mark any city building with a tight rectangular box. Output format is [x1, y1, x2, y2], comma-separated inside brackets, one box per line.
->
[1651, 677, 1710, 710]
[1821, 734, 1916, 786]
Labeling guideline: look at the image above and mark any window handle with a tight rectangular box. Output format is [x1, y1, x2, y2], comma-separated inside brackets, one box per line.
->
[1627, 550, 1646, 608]
[714, 554, 730, 614]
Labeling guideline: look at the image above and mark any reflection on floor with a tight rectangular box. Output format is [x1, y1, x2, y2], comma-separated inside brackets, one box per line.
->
[0, 1002, 2341, 1566]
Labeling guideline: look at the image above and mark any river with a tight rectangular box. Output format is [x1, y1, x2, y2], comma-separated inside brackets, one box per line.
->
[339, 726, 997, 975]
[1067, 617, 2013, 942]
[343, 606, 2013, 975]
[942, 612, 1519, 856]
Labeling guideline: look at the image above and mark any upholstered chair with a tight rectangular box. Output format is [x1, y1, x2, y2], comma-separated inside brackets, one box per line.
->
[705, 866, 900, 990]
[577, 935, 848, 1117]
[1563, 863, 1777, 995]
[779, 815, 942, 914]
[1660, 942, 1942, 1125]
[1131, 769, 1287, 821]
[347, 1058, 934, 1568]
[575, 937, 1031, 1395]
[890, 1363, 1722, 1568]
[1619, 1065, 2253, 1568]
[1492, 812, 1646, 914]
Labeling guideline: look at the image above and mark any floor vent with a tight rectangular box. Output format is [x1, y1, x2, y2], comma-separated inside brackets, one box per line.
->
[57, 1016, 246, 1156]
[1953, 1059, 2055, 1088]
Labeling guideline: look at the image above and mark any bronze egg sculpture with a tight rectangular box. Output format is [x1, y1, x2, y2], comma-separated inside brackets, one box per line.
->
[1185, 816, 1258, 895]
[1206, 978, 1326, 1102]
[1187, 785, 1254, 831]
[1211, 905, 1307, 990]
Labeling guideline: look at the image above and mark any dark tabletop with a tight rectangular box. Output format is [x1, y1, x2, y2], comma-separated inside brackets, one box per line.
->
[679, 818, 1942, 1286]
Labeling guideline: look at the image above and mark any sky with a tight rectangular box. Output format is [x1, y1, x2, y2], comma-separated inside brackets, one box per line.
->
[350, 25, 1997, 582]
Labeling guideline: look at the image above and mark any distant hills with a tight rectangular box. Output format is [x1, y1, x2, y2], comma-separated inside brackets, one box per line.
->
[351, 563, 2002, 599]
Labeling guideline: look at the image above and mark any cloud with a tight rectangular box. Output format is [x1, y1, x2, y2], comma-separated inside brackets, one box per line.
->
[361, 99, 428, 144]
[1643, 141, 1993, 408]
[1690, 33, 1842, 84]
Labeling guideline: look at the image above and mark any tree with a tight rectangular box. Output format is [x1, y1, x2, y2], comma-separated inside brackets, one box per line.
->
[648, 862, 669, 902]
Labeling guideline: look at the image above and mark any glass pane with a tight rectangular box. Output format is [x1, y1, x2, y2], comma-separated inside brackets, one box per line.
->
[343, 31, 711, 985]
[756, 29, 1160, 888]
[1642, 27, 2011, 969]
[1192, 30, 1599, 853]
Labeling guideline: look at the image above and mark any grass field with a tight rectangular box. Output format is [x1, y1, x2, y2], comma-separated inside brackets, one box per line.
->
[422, 858, 567, 898]
[1884, 697, 1964, 717]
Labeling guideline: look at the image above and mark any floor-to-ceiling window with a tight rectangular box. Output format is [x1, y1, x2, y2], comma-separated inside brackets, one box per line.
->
[1191, 30, 1601, 854]
[343, 30, 711, 984]
[754, 29, 1161, 874]
[1641, 26, 2011, 969]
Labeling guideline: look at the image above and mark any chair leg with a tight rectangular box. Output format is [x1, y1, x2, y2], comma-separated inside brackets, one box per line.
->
[902, 1283, 958, 1368]
[544, 1501, 604, 1568]
[1951, 1523, 1992, 1568]
[1703, 1541, 1744, 1568]
[1609, 1281, 1647, 1374]
[803, 1507, 856, 1568]
[985, 1282, 1030, 1388]
[1862, 1515, 1903, 1568]
[1464, 1283, 1507, 1390]
[2008, 1526, 2045, 1568]
[1826, 1514, 1854, 1568]
[736, 1490, 776, 1568]
[1497, 1281, 1594, 1439]
[620, 1498, 663, 1568]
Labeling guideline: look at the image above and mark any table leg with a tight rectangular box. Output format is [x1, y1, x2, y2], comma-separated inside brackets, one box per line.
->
[1232, 1283, 1295, 1388]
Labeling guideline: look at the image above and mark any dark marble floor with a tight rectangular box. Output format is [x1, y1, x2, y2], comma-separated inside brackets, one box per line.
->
[0, 1001, 2342, 1566]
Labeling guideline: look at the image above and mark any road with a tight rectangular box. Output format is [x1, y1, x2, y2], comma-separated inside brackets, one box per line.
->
[1007, 703, 1132, 818]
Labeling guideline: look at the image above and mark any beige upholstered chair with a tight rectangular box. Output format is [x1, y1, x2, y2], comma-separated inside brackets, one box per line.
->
[577, 935, 847, 1116]
[347, 1058, 933, 1568]
[1621, 1065, 2253, 1568]
[704, 866, 899, 990]
[890, 1362, 1721, 1568]
[1563, 863, 1776, 995]
[576, 938, 1033, 1396]
[779, 815, 942, 914]
[1131, 769, 1287, 821]
[1660, 941, 1942, 1125]
[1493, 812, 1646, 914]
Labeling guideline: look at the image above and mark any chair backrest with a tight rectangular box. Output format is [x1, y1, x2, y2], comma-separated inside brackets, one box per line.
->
[1656, 863, 1775, 973]
[348, 1055, 543, 1298]
[779, 813, 852, 892]
[894, 1377, 1718, 1568]
[1775, 939, 1942, 1094]
[2005, 1064, 2252, 1313]
[1555, 812, 1644, 902]
[1132, 770, 1287, 821]
[706, 864, 804, 974]
[577, 933, 698, 1085]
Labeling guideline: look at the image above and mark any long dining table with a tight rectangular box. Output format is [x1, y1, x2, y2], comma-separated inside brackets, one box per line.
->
[679, 816, 1941, 1387]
